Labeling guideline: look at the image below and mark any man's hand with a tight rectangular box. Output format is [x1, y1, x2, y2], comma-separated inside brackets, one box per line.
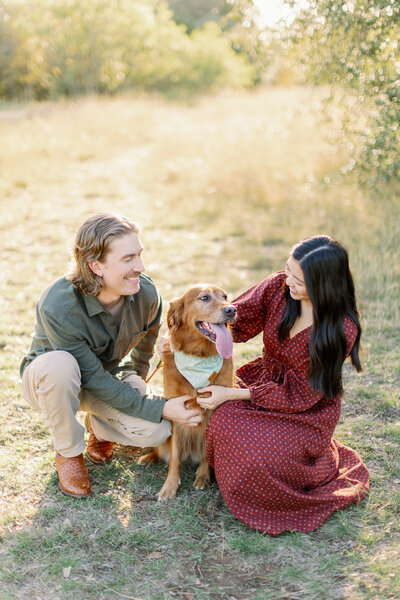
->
[162, 395, 202, 427]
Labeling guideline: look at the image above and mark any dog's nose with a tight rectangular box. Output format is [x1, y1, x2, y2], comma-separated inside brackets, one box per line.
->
[224, 305, 237, 317]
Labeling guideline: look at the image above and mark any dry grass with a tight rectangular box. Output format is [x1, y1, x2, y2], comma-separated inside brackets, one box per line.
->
[0, 86, 399, 599]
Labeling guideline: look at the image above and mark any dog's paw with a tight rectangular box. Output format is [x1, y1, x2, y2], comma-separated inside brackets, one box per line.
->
[157, 481, 180, 501]
[138, 452, 158, 466]
[193, 475, 210, 490]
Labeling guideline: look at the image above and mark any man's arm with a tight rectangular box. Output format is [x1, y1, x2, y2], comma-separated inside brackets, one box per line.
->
[126, 299, 163, 380]
[40, 307, 166, 422]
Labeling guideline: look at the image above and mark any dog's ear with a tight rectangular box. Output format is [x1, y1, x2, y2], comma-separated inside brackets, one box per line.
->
[167, 297, 185, 334]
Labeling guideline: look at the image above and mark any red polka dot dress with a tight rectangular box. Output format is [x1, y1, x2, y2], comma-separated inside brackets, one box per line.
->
[206, 272, 369, 535]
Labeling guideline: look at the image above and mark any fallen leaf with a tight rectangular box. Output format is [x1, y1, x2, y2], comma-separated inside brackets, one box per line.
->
[147, 551, 163, 559]
[62, 566, 71, 578]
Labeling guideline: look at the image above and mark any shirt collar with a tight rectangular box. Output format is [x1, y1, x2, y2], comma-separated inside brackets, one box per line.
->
[83, 293, 135, 316]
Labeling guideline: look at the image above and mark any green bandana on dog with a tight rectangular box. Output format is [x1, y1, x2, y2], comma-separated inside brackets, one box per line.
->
[174, 350, 223, 389]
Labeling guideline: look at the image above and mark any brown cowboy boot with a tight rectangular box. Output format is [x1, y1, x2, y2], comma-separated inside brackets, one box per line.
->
[55, 453, 91, 498]
[85, 414, 114, 464]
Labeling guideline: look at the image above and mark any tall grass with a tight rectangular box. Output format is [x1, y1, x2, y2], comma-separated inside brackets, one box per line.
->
[0, 86, 399, 599]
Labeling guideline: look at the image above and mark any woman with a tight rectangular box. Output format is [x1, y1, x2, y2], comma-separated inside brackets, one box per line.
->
[197, 235, 369, 535]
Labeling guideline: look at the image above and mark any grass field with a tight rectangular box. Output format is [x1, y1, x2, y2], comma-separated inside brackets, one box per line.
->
[0, 86, 399, 600]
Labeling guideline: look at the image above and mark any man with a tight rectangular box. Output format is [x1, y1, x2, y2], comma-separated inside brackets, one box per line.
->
[20, 213, 201, 498]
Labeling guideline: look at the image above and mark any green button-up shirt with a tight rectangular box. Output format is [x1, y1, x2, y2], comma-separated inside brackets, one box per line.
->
[20, 274, 166, 422]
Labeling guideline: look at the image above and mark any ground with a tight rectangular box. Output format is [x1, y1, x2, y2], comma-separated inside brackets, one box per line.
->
[0, 86, 399, 599]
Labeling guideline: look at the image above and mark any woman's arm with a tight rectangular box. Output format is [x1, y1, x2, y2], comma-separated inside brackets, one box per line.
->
[230, 273, 285, 343]
[243, 319, 359, 414]
[196, 385, 250, 410]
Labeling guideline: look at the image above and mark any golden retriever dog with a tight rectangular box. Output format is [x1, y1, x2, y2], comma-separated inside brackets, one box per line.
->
[139, 284, 236, 500]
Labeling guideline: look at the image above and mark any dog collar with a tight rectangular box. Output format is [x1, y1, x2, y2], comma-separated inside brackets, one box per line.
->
[173, 350, 223, 389]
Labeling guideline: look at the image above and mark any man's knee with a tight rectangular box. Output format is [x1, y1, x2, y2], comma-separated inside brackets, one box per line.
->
[24, 351, 81, 408]
[123, 373, 148, 395]
[22, 351, 83, 435]
[144, 419, 172, 447]
[35, 351, 80, 384]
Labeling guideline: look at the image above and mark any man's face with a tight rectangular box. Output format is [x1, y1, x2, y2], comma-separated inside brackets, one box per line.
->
[92, 232, 145, 302]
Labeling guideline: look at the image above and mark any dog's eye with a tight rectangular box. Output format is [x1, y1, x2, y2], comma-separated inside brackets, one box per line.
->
[200, 294, 210, 301]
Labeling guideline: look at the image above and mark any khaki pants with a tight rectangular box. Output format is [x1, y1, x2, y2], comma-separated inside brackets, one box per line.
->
[21, 351, 171, 457]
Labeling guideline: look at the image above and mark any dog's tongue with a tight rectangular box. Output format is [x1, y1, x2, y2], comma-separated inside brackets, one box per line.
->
[209, 323, 233, 359]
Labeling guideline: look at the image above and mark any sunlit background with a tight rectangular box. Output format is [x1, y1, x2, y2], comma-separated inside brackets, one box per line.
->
[253, 0, 304, 25]
[0, 2, 399, 599]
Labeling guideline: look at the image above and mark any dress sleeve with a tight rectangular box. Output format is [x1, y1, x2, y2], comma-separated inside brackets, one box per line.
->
[247, 318, 359, 414]
[231, 273, 285, 343]
[247, 358, 323, 413]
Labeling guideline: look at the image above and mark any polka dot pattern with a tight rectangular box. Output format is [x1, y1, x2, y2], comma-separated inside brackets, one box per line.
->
[206, 272, 369, 535]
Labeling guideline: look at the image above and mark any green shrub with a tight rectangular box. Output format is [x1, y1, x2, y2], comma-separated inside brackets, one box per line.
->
[0, 0, 255, 99]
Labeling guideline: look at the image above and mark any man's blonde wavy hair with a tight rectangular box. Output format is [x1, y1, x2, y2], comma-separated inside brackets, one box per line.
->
[68, 213, 140, 296]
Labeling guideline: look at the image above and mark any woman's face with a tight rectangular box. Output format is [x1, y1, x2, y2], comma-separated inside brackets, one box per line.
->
[284, 256, 310, 302]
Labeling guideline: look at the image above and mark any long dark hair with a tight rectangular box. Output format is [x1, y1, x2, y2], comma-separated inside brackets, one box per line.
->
[277, 235, 362, 398]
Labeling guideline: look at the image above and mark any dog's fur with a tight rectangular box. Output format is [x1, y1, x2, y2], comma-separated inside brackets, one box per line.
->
[138, 284, 236, 500]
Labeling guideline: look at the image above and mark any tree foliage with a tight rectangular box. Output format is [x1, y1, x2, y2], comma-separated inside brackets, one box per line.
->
[286, 0, 400, 184]
[167, 0, 225, 32]
[0, 0, 256, 100]
[162, 0, 270, 82]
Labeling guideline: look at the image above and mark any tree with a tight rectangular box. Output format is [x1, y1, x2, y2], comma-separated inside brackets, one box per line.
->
[167, 0, 271, 81]
[166, 0, 224, 32]
[286, 0, 400, 184]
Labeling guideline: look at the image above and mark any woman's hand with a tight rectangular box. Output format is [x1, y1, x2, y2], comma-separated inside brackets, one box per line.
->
[196, 385, 250, 410]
